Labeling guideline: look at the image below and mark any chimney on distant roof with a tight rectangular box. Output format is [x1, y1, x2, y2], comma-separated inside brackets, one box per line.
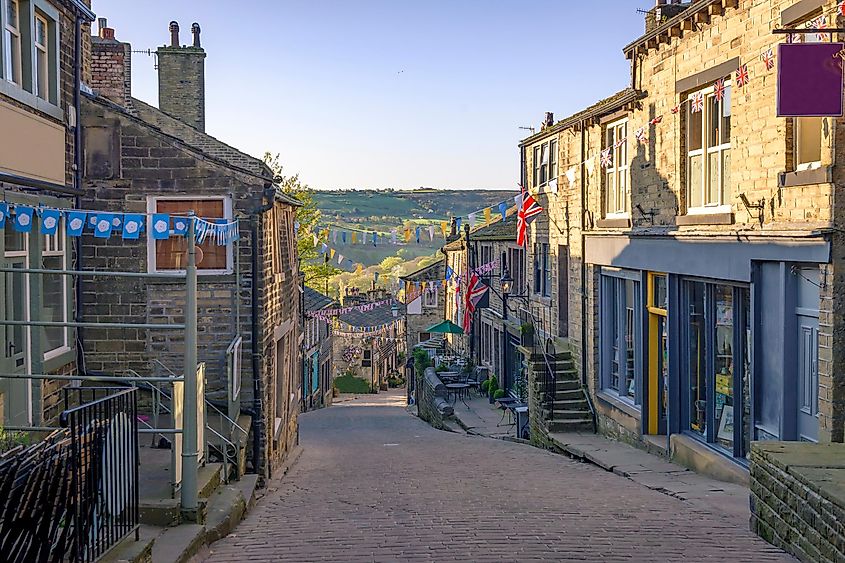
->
[543, 112, 554, 128]
[647, 0, 687, 33]
[90, 18, 132, 108]
[157, 20, 207, 131]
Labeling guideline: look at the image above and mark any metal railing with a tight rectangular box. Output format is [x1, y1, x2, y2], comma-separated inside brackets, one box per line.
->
[527, 305, 557, 421]
[60, 387, 139, 562]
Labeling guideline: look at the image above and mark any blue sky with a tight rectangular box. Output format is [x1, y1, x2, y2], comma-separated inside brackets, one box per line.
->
[95, 1, 648, 190]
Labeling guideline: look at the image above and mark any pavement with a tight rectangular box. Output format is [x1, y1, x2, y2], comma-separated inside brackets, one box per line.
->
[203, 389, 791, 562]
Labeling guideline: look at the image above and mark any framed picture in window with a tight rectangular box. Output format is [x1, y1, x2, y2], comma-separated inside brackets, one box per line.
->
[717, 405, 734, 442]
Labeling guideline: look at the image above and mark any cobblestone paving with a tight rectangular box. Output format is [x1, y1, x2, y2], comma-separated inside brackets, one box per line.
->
[205, 391, 791, 562]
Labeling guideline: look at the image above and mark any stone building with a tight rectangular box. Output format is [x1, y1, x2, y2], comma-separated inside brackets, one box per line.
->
[0, 0, 95, 426]
[520, 0, 845, 483]
[81, 20, 302, 478]
[303, 286, 335, 411]
[400, 259, 445, 352]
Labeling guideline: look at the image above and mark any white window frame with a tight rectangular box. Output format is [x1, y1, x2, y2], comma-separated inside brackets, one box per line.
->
[42, 226, 70, 360]
[2, 0, 22, 86]
[146, 195, 234, 275]
[604, 118, 629, 218]
[532, 138, 558, 191]
[686, 80, 732, 215]
[795, 117, 823, 171]
[33, 10, 47, 100]
[423, 284, 438, 308]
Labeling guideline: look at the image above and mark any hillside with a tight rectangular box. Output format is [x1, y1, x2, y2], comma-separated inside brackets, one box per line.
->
[313, 188, 516, 267]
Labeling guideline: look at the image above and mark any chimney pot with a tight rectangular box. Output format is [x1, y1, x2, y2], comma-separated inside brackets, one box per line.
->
[191, 23, 201, 48]
[169, 21, 180, 47]
[544, 112, 554, 127]
[98, 17, 107, 30]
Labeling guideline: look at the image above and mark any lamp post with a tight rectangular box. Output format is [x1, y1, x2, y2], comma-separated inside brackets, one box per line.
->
[501, 267, 513, 322]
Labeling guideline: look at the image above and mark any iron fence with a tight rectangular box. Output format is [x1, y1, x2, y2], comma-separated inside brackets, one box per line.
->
[60, 387, 139, 562]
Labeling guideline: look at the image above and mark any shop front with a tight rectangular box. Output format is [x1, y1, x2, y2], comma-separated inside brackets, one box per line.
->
[587, 234, 830, 468]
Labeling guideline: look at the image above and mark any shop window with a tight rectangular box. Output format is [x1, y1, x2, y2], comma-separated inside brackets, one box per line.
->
[604, 119, 629, 217]
[600, 273, 640, 404]
[148, 197, 232, 273]
[682, 280, 750, 458]
[795, 117, 822, 170]
[686, 80, 731, 212]
[418, 332, 430, 344]
[362, 349, 372, 368]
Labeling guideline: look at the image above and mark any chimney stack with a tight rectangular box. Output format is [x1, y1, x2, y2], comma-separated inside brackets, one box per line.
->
[647, 0, 686, 33]
[90, 18, 132, 108]
[157, 20, 207, 131]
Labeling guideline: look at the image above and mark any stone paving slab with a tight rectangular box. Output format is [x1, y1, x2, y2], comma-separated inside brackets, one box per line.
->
[204, 390, 792, 562]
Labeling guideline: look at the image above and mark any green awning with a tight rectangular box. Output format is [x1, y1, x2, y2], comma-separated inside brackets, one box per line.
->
[425, 320, 464, 334]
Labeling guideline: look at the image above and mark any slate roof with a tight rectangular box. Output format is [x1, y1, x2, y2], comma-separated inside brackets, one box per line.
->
[442, 206, 518, 251]
[304, 286, 334, 313]
[400, 259, 445, 282]
[84, 92, 302, 207]
[338, 302, 405, 328]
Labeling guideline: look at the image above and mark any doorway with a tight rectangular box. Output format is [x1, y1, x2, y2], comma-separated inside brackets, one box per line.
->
[647, 273, 668, 435]
[2, 229, 31, 426]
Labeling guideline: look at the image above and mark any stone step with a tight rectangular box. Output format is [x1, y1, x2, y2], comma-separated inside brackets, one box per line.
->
[100, 527, 157, 563]
[549, 399, 589, 411]
[546, 409, 592, 420]
[552, 388, 586, 401]
[548, 418, 594, 433]
[151, 524, 206, 563]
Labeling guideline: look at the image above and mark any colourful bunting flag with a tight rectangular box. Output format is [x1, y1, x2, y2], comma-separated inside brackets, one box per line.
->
[428, 225, 435, 241]
[13, 206, 34, 233]
[0, 202, 7, 228]
[94, 213, 115, 239]
[172, 216, 189, 236]
[67, 211, 86, 236]
[484, 207, 492, 225]
[499, 202, 507, 222]
[330, 248, 336, 259]
[351, 232, 358, 244]
[468, 212, 476, 228]
[122, 214, 144, 239]
[40, 208, 61, 235]
[151, 214, 170, 240]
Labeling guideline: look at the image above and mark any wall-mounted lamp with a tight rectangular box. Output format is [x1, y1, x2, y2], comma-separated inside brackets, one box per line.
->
[739, 193, 765, 226]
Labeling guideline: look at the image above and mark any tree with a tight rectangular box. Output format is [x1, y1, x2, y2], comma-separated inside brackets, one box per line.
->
[263, 152, 340, 294]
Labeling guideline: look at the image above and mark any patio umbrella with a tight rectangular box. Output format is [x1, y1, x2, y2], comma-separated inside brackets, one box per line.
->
[425, 320, 464, 335]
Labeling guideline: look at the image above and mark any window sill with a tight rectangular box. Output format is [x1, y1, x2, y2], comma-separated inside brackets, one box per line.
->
[0, 81, 64, 122]
[596, 217, 631, 229]
[43, 346, 75, 372]
[597, 389, 641, 419]
[779, 166, 830, 187]
[675, 212, 734, 226]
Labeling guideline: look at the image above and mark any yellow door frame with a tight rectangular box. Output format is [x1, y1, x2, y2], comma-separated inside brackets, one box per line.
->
[647, 272, 667, 435]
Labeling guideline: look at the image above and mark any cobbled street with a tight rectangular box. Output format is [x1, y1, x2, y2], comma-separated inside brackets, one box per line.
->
[205, 391, 791, 562]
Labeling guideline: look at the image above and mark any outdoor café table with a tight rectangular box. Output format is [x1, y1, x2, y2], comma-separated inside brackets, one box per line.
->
[439, 371, 460, 383]
[445, 383, 471, 407]
[494, 397, 518, 426]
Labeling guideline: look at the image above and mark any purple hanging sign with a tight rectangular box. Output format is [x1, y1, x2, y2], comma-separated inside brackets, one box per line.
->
[777, 42, 844, 117]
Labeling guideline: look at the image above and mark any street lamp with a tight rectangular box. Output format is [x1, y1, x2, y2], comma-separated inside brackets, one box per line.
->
[391, 302, 399, 318]
[500, 267, 513, 321]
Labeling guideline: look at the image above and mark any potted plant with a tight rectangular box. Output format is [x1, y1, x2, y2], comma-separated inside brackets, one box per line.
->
[488, 375, 499, 404]
[493, 389, 507, 401]
[480, 379, 491, 394]
[520, 323, 535, 348]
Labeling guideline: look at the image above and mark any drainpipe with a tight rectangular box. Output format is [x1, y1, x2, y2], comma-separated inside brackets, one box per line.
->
[464, 223, 474, 361]
[73, 13, 85, 374]
[579, 122, 588, 388]
[250, 190, 274, 478]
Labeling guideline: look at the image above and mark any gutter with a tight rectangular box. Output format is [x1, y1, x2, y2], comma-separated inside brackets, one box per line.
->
[0, 171, 83, 197]
[73, 13, 85, 374]
[250, 189, 274, 478]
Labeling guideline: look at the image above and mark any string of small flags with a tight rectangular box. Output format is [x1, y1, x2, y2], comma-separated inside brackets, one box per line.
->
[557, 35, 792, 182]
[0, 202, 238, 245]
[333, 320, 400, 336]
[399, 257, 501, 300]
[307, 298, 393, 320]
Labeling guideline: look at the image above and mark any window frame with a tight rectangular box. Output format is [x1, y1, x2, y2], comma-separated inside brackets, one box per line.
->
[32, 10, 46, 100]
[0, 0, 60, 110]
[604, 118, 629, 218]
[146, 195, 234, 275]
[599, 270, 641, 407]
[686, 80, 732, 214]
[422, 284, 438, 309]
[532, 242, 550, 297]
[2, 0, 22, 86]
[41, 224, 70, 360]
[531, 139, 558, 191]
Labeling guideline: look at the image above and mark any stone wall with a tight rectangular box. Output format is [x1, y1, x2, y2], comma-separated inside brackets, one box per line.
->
[750, 442, 845, 562]
[417, 368, 453, 430]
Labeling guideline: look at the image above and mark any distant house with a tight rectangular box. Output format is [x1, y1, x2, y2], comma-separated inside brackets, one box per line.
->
[81, 19, 302, 478]
[400, 259, 446, 353]
[333, 287, 404, 393]
[303, 286, 335, 411]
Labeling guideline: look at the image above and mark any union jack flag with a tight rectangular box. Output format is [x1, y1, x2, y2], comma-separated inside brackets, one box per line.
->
[600, 148, 613, 169]
[839, 1, 845, 17]
[735, 63, 749, 87]
[462, 273, 489, 332]
[516, 188, 543, 247]
[761, 48, 775, 71]
[691, 91, 705, 113]
[634, 127, 647, 144]
[650, 115, 664, 125]
[670, 103, 681, 114]
[816, 16, 828, 42]
[714, 78, 726, 102]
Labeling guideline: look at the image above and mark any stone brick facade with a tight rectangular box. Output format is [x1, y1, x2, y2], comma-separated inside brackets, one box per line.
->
[81, 23, 301, 478]
[401, 260, 445, 355]
[519, 0, 845, 479]
[156, 22, 206, 132]
[750, 441, 845, 562]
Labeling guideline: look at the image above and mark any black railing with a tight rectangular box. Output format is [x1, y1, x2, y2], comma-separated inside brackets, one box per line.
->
[60, 387, 139, 562]
[529, 306, 557, 421]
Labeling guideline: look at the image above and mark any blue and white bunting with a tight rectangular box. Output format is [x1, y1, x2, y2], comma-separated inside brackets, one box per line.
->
[66, 211, 86, 236]
[13, 206, 34, 233]
[94, 213, 114, 239]
[0, 203, 7, 228]
[40, 208, 61, 235]
[151, 214, 170, 240]
[172, 216, 189, 237]
[122, 214, 144, 239]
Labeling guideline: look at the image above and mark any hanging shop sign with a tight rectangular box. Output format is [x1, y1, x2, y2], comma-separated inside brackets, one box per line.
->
[777, 43, 845, 117]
